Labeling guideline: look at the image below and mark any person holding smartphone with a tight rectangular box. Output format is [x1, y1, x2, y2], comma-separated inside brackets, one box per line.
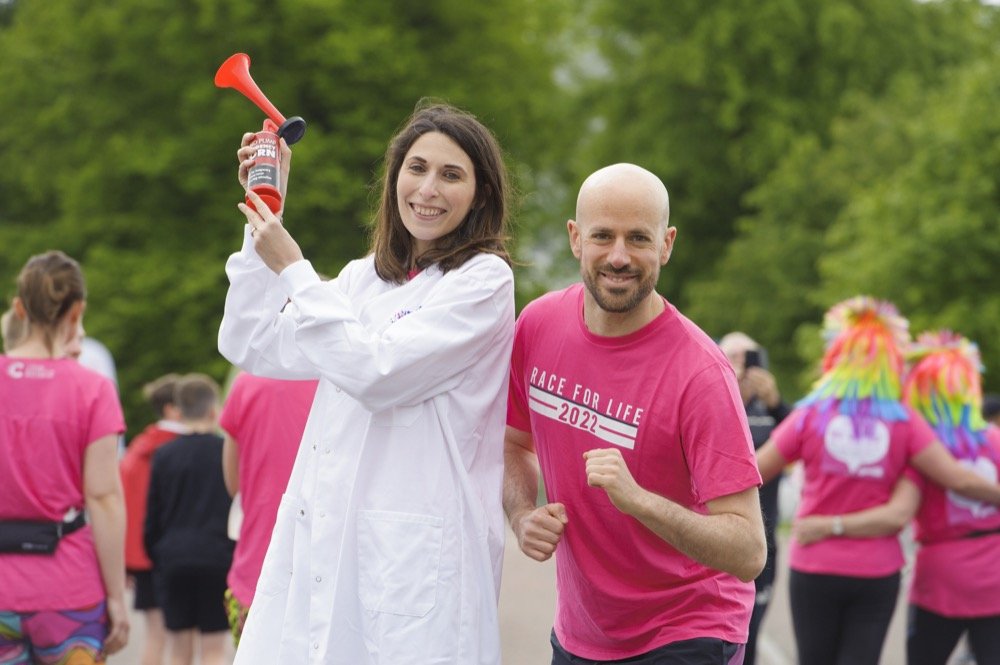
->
[719, 332, 791, 665]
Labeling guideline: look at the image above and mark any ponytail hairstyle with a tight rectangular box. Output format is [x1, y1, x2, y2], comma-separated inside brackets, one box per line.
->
[14, 250, 86, 356]
[797, 296, 911, 428]
[904, 331, 989, 460]
[370, 101, 512, 284]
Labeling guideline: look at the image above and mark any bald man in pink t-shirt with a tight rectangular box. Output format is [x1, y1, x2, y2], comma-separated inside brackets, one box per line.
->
[504, 164, 765, 665]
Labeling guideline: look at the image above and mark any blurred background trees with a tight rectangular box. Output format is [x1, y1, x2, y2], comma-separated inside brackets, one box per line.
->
[0, 0, 997, 433]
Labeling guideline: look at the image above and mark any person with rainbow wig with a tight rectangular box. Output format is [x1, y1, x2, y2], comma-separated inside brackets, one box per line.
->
[903, 331, 1000, 664]
[755, 297, 1000, 665]
[798, 331, 1000, 664]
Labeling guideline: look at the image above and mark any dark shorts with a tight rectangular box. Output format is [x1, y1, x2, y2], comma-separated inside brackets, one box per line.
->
[128, 569, 158, 611]
[153, 569, 229, 633]
[551, 631, 745, 665]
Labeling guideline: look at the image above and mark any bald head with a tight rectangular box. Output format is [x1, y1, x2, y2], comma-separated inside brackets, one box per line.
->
[718, 332, 759, 357]
[576, 163, 670, 229]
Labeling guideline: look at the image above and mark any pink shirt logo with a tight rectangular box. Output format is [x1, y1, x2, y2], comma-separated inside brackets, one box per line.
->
[947, 456, 998, 523]
[822, 414, 890, 477]
[526, 365, 642, 449]
[5, 361, 55, 380]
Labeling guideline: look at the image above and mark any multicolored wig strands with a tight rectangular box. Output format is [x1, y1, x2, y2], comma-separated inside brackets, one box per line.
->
[903, 330, 989, 459]
[798, 296, 911, 425]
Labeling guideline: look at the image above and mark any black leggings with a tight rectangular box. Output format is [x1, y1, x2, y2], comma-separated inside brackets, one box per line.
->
[788, 569, 900, 665]
[907, 605, 1000, 665]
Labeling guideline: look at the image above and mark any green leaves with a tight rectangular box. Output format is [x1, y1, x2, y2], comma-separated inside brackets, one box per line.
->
[0, 0, 570, 434]
[2, 0, 998, 430]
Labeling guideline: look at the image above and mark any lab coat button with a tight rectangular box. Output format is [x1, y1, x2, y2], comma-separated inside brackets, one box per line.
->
[315, 576, 322, 583]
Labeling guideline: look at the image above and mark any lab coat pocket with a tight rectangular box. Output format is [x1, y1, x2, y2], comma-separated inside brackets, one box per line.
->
[255, 494, 306, 598]
[357, 510, 444, 617]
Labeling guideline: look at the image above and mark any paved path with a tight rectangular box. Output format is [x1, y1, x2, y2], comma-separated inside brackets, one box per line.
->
[109, 530, 557, 665]
[112, 528, 971, 664]
[497, 528, 916, 665]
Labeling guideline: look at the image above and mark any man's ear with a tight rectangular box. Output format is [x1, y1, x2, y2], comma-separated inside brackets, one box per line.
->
[567, 219, 583, 259]
[660, 226, 677, 266]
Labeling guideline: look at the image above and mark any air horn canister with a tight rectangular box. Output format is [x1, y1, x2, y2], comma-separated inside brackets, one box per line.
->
[215, 53, 306, 214]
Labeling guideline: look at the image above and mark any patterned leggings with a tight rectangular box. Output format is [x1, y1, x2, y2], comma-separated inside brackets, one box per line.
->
[0, 602, 107, 665]
[223, 589, 250, 648]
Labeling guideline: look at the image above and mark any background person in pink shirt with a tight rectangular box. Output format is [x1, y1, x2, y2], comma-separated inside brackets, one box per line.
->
[794, 331, 1000, 665]
[504, 163, 766, 665]
[0, 250, 129, 663]
[756, 300, 1000, 665]
[219, 371, 318, 644]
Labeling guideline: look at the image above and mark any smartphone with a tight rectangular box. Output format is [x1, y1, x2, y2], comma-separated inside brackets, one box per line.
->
[744, 349, 762, 370]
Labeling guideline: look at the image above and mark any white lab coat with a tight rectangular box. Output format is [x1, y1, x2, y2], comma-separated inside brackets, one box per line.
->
[218, 229, 514, 664]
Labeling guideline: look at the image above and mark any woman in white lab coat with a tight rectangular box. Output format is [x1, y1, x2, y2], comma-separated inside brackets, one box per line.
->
[218, 103, 515, 665]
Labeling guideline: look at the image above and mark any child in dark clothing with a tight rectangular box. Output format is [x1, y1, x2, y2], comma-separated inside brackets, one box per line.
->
[144, 373, 234, 665]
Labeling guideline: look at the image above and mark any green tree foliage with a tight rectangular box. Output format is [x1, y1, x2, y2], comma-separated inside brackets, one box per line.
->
[689, 52, 1000, 395]
[816, 57, 1000, 392]
[0, 0, 571, 433]
[576, 0, 996, 308]
[677, 1, 1000, 394]
[2, 0, 998, 429]
[686, 89, 925, 393]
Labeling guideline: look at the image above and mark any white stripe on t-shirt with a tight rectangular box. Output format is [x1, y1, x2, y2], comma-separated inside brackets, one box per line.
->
[527, 385, 638, 449]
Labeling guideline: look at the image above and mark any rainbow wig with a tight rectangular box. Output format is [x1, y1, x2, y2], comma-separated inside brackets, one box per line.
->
[903, 330, 988, 459]
[797, 296, 911, 425]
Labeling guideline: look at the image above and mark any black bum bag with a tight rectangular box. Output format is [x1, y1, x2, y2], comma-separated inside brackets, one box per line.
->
[0, 511, 87, 555]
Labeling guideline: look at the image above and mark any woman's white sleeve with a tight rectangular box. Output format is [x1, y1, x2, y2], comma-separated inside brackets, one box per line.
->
[217, 226, 326, 379]
[284, 256, 514, 413]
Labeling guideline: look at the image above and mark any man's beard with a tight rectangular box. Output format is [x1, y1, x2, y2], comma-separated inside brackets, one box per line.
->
[581, 265, 656, 314]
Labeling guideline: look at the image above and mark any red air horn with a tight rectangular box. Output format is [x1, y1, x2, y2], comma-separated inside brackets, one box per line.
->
[215, 53, 306, 214]
[215, 53, 306, 145]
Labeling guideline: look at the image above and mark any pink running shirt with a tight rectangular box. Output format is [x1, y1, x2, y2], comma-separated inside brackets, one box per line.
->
[771, 404, 935, 577]
[219, 372, 318, 606]
[507, 284, 760, 661]
[0, 356, 125, 611]
[908, 426, 1000, 617]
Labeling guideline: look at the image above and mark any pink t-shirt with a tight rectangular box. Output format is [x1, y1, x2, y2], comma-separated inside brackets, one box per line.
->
[0, 356, 125, 611]
[771, 404, 936, 577]
[507, 285, 760, 660]
[219, 372, 318, 606]
[908, 426, 1000, 617]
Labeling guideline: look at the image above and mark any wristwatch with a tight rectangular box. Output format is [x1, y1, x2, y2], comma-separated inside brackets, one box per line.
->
[831, 515, 845, 537]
